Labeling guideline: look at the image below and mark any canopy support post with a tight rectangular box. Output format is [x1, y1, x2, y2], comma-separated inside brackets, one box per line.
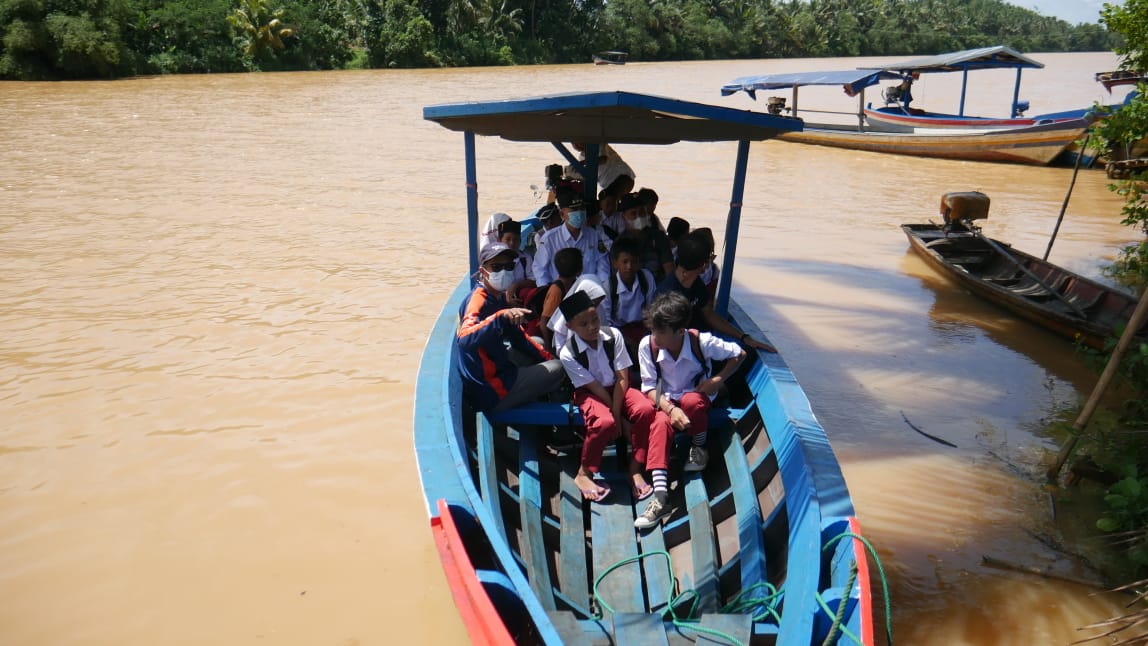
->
[959, 69, 969, 116]
[716, 139, 751, 317]
[857, 90, 866, 131]
[552, 142, 583, 177]
[1011, 68, 1023, 118]
[465, 130, 480, 274]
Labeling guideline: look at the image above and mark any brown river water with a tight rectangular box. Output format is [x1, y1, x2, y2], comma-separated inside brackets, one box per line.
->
[1, 52, 1140, 644]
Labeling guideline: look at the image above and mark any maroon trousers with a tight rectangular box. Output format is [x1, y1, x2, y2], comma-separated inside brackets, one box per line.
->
[573, 387, 657, 473]
[640, 391, 710, 471]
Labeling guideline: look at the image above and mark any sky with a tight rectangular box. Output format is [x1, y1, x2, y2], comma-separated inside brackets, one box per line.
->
[1011, 0, 1109, 24]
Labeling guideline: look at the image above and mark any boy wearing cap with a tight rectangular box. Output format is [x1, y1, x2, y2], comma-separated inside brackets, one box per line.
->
[457, 242, 566, 413]
[533, 186, 610, 287]
[558, 290, 662, 503]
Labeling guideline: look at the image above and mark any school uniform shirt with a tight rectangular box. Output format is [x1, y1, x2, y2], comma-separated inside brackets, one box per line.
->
[637, 332, 740, 401]
[559, 327, 630, 390]
[533, 224, 611, 286]
[513, 253, 535, 283]
[606, 269, 656, 327]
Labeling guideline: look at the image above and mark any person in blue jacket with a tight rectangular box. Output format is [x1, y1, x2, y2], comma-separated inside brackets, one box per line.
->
[456, 242, 566, 412]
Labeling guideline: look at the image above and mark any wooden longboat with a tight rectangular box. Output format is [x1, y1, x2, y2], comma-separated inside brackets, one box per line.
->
[902, 206, 1145, 349]
[415, 92, 877, 645]
[720, 68, 1091, 166]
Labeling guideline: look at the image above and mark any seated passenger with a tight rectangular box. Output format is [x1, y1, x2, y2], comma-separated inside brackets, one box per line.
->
[616, 192, 674, 280]
[598, 189, 623, 241]
[533, 186, 610, 287]
[693, 227, 720, 303]
[479, 212, 510, 249]
[603, 237, 657, 354]
[557, 291, 661, 503]
[666, 216, 690, 262]
[532, 247, 583, 349]
[495, 219, 535, 308]
[527, 203, 563, 258]
[634, 292, 745, 529]
[456, 242, 566, 413]
[636, 187, 665, 233]
[656, 233, 776, 353]
[549, 275, 607, 353]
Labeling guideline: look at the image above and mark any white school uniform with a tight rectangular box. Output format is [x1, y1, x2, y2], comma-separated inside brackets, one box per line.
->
[638, 332, 740, 401]
[558, 327, 630, 389]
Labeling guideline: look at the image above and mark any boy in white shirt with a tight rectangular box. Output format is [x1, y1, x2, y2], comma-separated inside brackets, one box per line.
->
[558, 291, 661, 504]
[634, 291, 745, 529]
[604, 237, 657, 358]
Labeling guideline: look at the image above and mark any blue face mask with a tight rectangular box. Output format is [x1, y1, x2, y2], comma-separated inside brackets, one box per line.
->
[566, 210, 586, 229]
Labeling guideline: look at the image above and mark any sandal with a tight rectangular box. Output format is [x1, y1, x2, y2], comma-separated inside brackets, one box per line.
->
[580, 483, 611, 503]
[632, 482, 654, 501]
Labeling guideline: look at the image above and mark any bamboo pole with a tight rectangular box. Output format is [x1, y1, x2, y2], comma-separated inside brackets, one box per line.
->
[1045, 133, 1092, 261]
[1047, 293, 1148, 482]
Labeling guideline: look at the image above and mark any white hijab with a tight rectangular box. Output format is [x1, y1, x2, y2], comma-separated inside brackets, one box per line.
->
[548, 275, 607, 351]
[479, 212, 511, 249]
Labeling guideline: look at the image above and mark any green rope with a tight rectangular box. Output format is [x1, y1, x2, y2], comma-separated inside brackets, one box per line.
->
[820, 531, 895, 646]
[591, 530, 893, 646]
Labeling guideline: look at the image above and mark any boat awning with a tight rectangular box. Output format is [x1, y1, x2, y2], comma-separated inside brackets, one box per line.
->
[862, 45, 1044, 74]
[720, 69, 901, 99]
[423, 91, 802, 144]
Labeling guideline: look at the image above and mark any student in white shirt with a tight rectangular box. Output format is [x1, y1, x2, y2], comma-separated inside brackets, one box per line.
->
[557, 291, 661, 505]
[603, 237, 657, 358]
[634, 291, 745, 529]
[533, 186, 610, 286]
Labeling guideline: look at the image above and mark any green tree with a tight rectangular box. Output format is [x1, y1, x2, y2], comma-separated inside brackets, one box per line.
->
[0, 0, 136, 79]
[228, 0, 296, 68]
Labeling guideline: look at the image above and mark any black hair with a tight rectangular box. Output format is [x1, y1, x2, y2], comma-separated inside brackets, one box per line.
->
[498, 219, 521, 236]
[666, 217, 690, 242]
[609, 236, 641, 262]
[691, 228, 715, 253]
[644, 291, 691, 332]
[676, 234, 708, 270]
[636, 187, 658, 206]
[554, 247, 583, 279]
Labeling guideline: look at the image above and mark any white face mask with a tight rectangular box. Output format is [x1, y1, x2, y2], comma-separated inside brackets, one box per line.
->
[486, 268, 516, 292]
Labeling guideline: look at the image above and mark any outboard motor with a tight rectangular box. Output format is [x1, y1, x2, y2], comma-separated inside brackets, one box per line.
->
[940, 191, 990, 232]
[766, 96, 787, 115]
[882, 85, 903, 105]
[1015, 100, 1030, 117]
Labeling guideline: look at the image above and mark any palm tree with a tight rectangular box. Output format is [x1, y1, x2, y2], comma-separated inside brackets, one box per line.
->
[229, 0, 296, 59]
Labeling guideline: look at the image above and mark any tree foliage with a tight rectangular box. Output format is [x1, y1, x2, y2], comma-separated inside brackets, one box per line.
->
[0, 0, 1121, 79]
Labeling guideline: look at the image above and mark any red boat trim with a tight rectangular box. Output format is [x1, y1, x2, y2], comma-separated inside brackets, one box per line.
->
[431, 499, 516, 646]
[849, 516, 877, 646]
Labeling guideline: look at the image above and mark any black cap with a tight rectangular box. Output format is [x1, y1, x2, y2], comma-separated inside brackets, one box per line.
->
[555, 186, 586, 210]
[558, 290, 595, 321]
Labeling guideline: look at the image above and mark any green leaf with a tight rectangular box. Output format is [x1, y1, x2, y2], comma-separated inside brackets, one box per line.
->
[1097, 517, 1122, 532]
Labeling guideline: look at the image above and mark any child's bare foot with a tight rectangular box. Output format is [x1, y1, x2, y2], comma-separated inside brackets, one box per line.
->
[575, 472, 609, 502]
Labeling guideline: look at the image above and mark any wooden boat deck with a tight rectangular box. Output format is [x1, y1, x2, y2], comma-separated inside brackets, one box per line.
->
[469, 367, 797, 644]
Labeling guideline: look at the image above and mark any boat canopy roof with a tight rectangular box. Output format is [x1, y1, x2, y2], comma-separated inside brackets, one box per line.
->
[423, 91, 802, 144]
[720, 69, 900, 99]
[862, 45, 1044, 74]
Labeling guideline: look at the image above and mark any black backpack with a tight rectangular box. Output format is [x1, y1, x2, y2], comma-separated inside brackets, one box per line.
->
[565, 327, 618, 372]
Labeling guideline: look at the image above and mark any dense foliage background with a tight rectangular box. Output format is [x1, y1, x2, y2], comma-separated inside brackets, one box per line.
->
[0, 0, 1118, 79]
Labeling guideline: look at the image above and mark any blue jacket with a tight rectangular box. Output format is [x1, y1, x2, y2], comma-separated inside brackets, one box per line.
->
[456, 286, 552, 411]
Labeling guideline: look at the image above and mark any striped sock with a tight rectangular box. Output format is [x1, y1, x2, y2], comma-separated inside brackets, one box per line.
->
[692, 431, 707, 447]
[652, 469, 669, 494]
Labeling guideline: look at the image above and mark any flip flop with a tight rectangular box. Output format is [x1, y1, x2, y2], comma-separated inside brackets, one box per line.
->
[580, 483, 611, 503]
[632, 482, 654, 501]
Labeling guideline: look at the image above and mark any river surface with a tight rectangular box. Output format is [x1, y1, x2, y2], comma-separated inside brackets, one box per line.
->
[1, 52, 1139, 644]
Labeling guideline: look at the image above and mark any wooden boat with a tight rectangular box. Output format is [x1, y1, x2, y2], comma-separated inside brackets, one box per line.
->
[860, 46, 1090, 131]
[592, 50, 628, 65]
[415, 91, 878, 645]
[902, 192, 1146, 349]
[721, 69, 1092, 166]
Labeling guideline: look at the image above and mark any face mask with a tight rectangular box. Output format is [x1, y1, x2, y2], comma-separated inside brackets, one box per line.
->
[629, 216, 648, 230]
[566, 210, 586, 229]
[486, 269, 515, 292]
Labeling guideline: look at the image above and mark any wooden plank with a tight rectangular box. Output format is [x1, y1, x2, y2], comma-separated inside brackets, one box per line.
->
[477, 414, 506, 541]
[637, 512, 672, 614]
[519, 432, 556, 610]
[558, 456, 590, 613]
[719, 425, 767, 591]
[612, 613, 671, 646]
[683, 472, 719, 613]
[546, 611, 612, 646]
[695, 613, 753, 644]
[590, 455, 644, 615]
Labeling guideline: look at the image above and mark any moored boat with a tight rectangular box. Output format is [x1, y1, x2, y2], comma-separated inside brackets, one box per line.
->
[592, 50, 628, 65]
[720, 69, 1092, 166]
[415, 91, 879, 645]
[903, 191, 1146, 349]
